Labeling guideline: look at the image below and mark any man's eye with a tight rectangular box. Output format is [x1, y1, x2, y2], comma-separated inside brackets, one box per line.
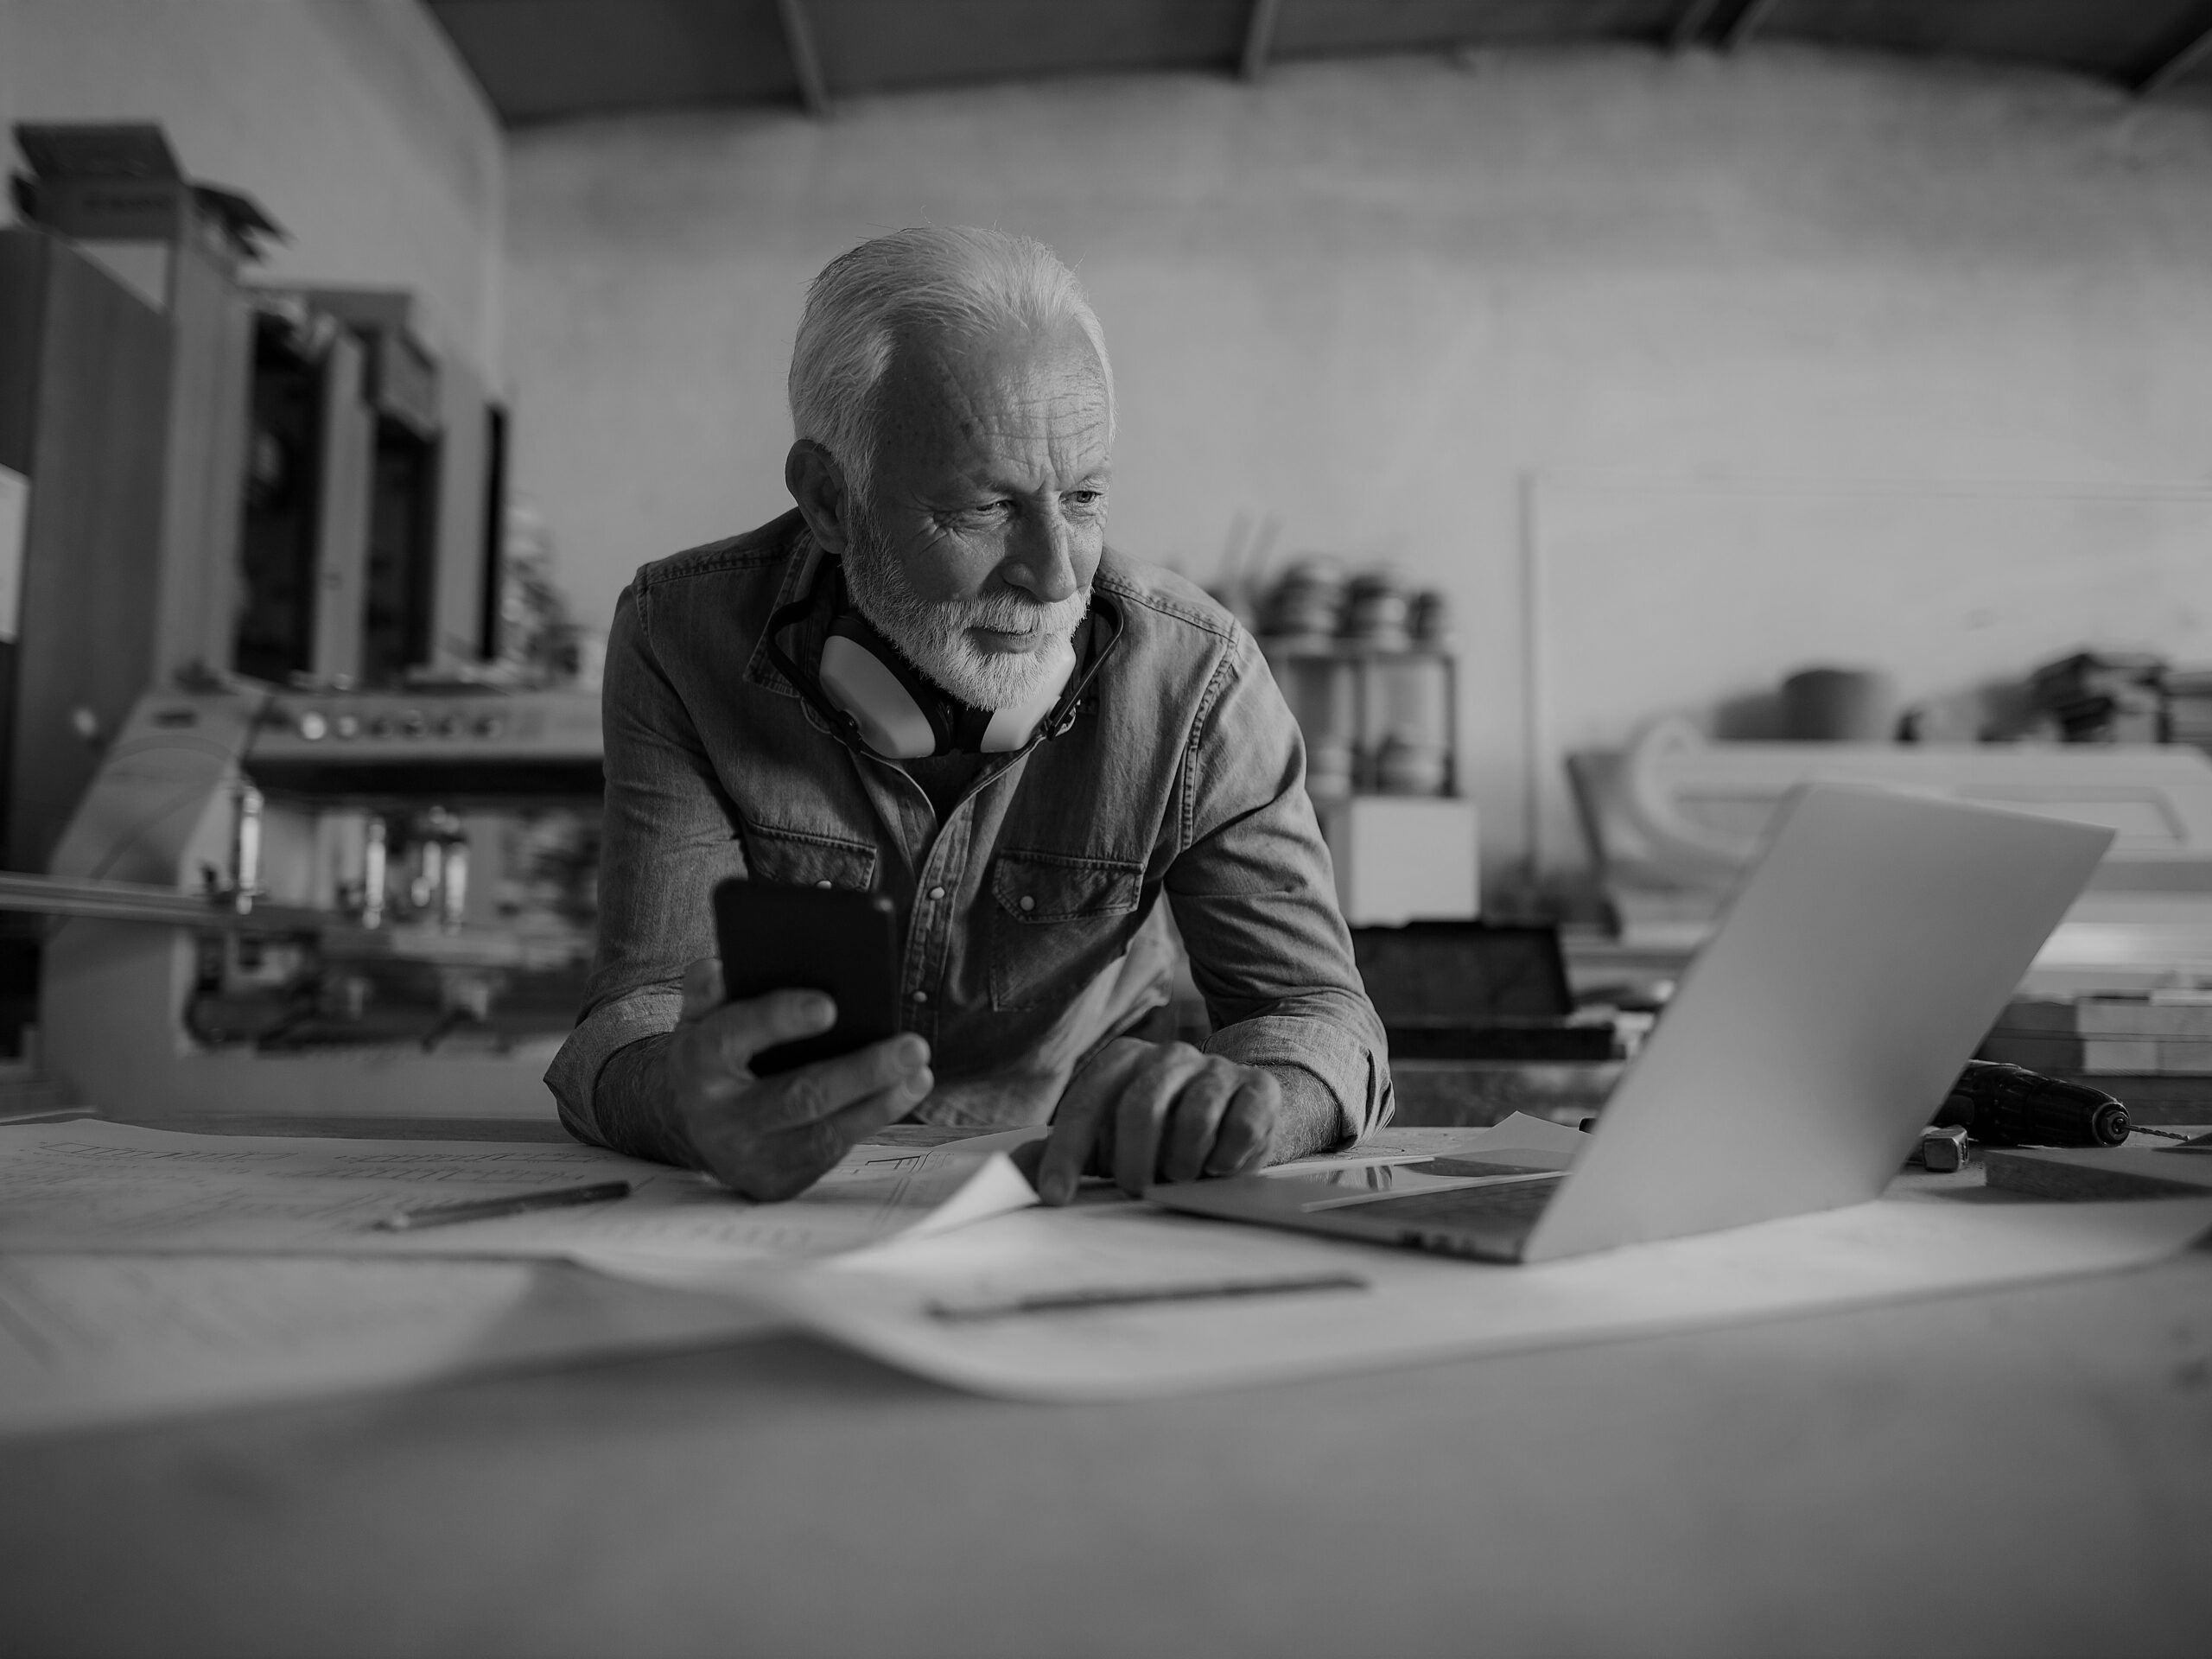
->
[1065, 490, 1105, 509]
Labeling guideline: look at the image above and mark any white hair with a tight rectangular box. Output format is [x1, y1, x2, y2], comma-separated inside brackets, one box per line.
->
[787, 226, 1115, 495]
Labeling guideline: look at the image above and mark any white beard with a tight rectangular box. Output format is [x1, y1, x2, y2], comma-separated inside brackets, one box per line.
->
[839, 517, 1089, 710]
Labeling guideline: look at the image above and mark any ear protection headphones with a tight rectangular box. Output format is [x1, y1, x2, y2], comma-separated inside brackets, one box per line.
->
[763, 553, 1097, 762]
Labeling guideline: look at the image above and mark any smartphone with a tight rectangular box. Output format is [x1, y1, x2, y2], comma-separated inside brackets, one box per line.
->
[711, 879, 901, 1076]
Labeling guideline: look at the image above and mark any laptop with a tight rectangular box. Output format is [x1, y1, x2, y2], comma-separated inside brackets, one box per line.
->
[1149, 784, 2113, 1264]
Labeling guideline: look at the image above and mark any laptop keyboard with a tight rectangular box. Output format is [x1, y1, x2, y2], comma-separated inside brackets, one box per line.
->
[1354, 1180, 1560, 1224]
[1347, 1177, 1563, 1258]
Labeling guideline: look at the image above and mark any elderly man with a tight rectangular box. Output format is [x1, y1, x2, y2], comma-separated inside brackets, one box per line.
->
[548, 226, 1389, 1205]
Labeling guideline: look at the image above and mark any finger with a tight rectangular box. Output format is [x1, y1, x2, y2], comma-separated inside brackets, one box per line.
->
[784, 1070, 937, 1181]
[745, 1033, 930, 1133]
[709, 1071, 933, 1201]
[1035, 1090, 1105, 1207]
[679, 958, 725, 1021]
[821, 1069, 934, 1149]
[701, 988, 837, 1076]
[1203, 1078, 1281, 1176]
[1113, 1048, 1197, 1196]
[1157, 1065, 1239, 1185]
[1036, 1040, 1153, 1205]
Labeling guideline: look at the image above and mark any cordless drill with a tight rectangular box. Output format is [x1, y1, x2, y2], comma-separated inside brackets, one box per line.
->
[1931, 1060, 2132, 1148]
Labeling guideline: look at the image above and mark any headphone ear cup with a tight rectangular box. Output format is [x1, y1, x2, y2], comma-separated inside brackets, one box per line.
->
[980, 671, 1066, 752]
[982, 636, 1083, 752]
[817, 607, 1082, 758]
[819, 633, 943, 758]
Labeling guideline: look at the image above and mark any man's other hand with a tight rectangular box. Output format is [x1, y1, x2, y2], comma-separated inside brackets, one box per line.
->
[1034, 1038, 1286, 1206]
[665, 958, 933, 1202]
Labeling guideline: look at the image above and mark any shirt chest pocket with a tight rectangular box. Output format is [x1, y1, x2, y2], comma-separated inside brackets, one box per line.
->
[741, 822, 878, 891]
[988, 849, 1145, 1012]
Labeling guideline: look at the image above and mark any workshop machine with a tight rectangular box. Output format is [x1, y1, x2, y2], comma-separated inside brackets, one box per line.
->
[1567, 716, 2212, 992]
[39, 684, 601, 1120]
[2, 124, 593, 1122]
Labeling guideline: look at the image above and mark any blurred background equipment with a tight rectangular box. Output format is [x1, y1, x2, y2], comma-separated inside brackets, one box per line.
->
[2025, 651, 2165, 745]
[1779, 665, 1897, 742]
[39, 683, 601, 1120]
[1969, 988, 2212, 1126]
[2, 123, 276, 877]
[2167, 668, 2212, 756]
[0, 122, 596, 1122]
[1349, 920, 1636, 1128]
[1566, 715, 2212, 975]
[1352, 922, 1622, 1063]
[1242, 555, 1476, 926]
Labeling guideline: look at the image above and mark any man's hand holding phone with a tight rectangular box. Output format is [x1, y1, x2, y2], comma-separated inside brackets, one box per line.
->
[664, 958, 933, 1203]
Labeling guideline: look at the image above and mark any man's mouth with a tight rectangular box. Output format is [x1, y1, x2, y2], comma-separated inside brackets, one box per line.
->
[972, 623, 1048, 652]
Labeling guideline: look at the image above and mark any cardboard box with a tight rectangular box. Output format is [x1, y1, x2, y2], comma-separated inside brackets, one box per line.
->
[11, 124, 281, 273]
[1319, 796, 1478, 926]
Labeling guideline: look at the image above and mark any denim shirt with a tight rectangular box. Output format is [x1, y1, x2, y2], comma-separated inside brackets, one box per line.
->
[546, 509, 1391, 1150]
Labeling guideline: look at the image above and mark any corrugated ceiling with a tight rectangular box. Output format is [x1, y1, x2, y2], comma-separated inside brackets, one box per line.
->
[426, 0, 2212, 126]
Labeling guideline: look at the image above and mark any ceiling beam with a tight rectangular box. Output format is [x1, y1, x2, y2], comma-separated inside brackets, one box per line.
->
[774, 0, 830, 117]
[2135, 16, 2212, 97]
[1669, 0, 1726, 53]
[1721, 0, 1783, 54]
[1241, 0, 1283, 82]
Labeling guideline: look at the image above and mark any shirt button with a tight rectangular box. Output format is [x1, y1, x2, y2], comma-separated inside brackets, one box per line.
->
[927, 886, 945, 900]
[911, 989, 929, 1005]
[815, 880, 832, 889]
[1019, 895, 1035, 912]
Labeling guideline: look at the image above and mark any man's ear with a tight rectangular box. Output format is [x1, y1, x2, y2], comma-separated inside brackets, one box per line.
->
[786, 439, 856, 557]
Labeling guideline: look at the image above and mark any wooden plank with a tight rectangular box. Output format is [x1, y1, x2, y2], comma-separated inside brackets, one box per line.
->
[1241, 0, 1283, 81]
[774, 0, 830, 117]
[1983, 1145, 2212, 1202]
[2136, 17, 2212, 97]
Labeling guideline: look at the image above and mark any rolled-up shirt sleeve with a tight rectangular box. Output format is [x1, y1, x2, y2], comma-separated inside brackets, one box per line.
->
[1165, 626, 1392, 1146]
[545, 578, 749, 1147]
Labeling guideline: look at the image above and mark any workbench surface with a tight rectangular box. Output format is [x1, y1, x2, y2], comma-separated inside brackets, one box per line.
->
[4, 1116, 2209, 1657]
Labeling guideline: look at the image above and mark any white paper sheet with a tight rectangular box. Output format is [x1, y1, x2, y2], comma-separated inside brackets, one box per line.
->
[0, 1252, 784, 1437]
[0, 1119, 1040, 1270]
[756, 1181, 2212, 1400]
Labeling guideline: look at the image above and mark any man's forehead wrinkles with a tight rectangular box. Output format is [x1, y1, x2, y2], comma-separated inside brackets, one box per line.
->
[873, 321, 1111, 499]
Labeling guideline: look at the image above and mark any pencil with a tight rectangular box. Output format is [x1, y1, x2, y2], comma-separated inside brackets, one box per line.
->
[373, 1179, 633, 1232]
[926, 1271, 1368, 1322]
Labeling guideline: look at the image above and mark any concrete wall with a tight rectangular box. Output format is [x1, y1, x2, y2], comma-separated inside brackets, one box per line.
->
[500, 47, 2212, 882]
[0, 0, 504, 376]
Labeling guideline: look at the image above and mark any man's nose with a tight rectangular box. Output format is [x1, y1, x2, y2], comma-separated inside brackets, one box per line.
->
[1002, 505, 1081, 604]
